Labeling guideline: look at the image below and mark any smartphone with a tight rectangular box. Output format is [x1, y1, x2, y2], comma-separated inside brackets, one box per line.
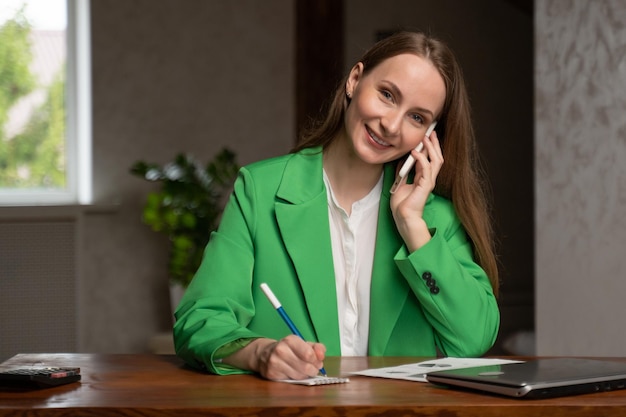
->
[390, 121, 437, 194]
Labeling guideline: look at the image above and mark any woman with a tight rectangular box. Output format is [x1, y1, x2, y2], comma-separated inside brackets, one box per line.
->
[173, 31, 500, 381]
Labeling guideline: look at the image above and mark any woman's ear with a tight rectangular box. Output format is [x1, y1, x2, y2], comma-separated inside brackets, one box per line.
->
[346, 62, 364, 97]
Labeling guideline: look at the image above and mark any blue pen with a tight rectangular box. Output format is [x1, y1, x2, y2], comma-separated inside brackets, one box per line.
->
[260, 283, 327, 376]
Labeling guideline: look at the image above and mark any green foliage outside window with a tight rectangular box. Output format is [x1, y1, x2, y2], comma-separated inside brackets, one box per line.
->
[0, 9, 66, 189]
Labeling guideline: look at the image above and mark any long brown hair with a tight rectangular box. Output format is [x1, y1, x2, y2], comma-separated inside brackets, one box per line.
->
[293, 31, 499, 296]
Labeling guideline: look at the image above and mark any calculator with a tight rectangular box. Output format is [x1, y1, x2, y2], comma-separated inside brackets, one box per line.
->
[0, 367, 81, 388]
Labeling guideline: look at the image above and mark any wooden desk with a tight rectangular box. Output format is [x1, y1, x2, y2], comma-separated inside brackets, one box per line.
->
[2, 354, 626, 416]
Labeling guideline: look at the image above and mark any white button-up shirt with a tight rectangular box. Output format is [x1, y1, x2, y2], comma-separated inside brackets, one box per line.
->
[323, 170, 382, 356]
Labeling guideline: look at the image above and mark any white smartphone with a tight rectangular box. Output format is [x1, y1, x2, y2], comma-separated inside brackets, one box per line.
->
[390, 121, 437, 194]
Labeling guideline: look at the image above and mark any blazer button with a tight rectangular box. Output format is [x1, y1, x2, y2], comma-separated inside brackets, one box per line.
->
[426, 278, 436, 288]
[430, 286, 440, 294]
[422, 271, 432, 281]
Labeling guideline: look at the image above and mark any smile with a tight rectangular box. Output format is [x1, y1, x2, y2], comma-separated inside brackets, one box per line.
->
[367, 127, 391, 147]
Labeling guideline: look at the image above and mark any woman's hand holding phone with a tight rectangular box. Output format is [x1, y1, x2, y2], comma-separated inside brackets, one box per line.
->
[390, 123, 444, 252]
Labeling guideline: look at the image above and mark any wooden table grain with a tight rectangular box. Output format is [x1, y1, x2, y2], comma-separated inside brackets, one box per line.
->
[2, 353, 626, 416]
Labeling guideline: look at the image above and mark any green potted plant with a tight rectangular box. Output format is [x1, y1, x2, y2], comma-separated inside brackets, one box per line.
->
[130, 148, 239, 312]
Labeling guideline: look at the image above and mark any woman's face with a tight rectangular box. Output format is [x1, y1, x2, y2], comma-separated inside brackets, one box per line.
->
[344, 53, 446, 166]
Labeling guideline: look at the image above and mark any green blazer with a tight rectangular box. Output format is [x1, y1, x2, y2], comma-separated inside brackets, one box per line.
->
[173, 147, 499, 374]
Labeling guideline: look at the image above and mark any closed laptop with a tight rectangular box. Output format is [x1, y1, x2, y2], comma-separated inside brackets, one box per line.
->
[426, 358, 626, 399]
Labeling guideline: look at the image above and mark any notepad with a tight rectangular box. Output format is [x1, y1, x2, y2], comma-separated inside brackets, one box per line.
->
[280, 376, 350, 386]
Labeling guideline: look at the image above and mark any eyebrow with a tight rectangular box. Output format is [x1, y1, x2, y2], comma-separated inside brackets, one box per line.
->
[384, 80, 436, 120]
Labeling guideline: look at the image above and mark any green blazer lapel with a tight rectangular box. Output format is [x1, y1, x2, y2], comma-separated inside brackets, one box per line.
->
[369, 163, 410, 355]
[274, 148, 341, 352]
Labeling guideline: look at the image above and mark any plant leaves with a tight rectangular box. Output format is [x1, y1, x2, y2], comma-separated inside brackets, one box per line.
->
[130, 147, 239, 286]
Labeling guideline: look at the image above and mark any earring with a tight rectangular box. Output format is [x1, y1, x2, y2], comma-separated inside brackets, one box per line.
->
[347, 91, 352, 98]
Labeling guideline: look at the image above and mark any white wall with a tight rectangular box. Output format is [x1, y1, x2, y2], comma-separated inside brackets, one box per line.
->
[536, 0, 626, 355]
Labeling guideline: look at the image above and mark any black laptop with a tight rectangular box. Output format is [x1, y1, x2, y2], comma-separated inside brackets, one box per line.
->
[425, 358, 626, 399]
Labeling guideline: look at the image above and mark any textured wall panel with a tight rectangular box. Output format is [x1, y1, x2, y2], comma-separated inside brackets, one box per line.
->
[536, 0, 626, 355]
[0, 221, 77, 362]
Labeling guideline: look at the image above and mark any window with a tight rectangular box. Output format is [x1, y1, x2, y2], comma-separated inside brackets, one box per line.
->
[0, 0, 91, 205]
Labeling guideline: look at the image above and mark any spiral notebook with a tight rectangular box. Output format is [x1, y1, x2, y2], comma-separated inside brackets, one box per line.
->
[280, 376, 350, 386]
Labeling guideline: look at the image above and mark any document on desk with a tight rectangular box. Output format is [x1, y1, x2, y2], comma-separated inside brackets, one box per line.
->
[353, 358, 523, 382]
[280, 376, 350, 386]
